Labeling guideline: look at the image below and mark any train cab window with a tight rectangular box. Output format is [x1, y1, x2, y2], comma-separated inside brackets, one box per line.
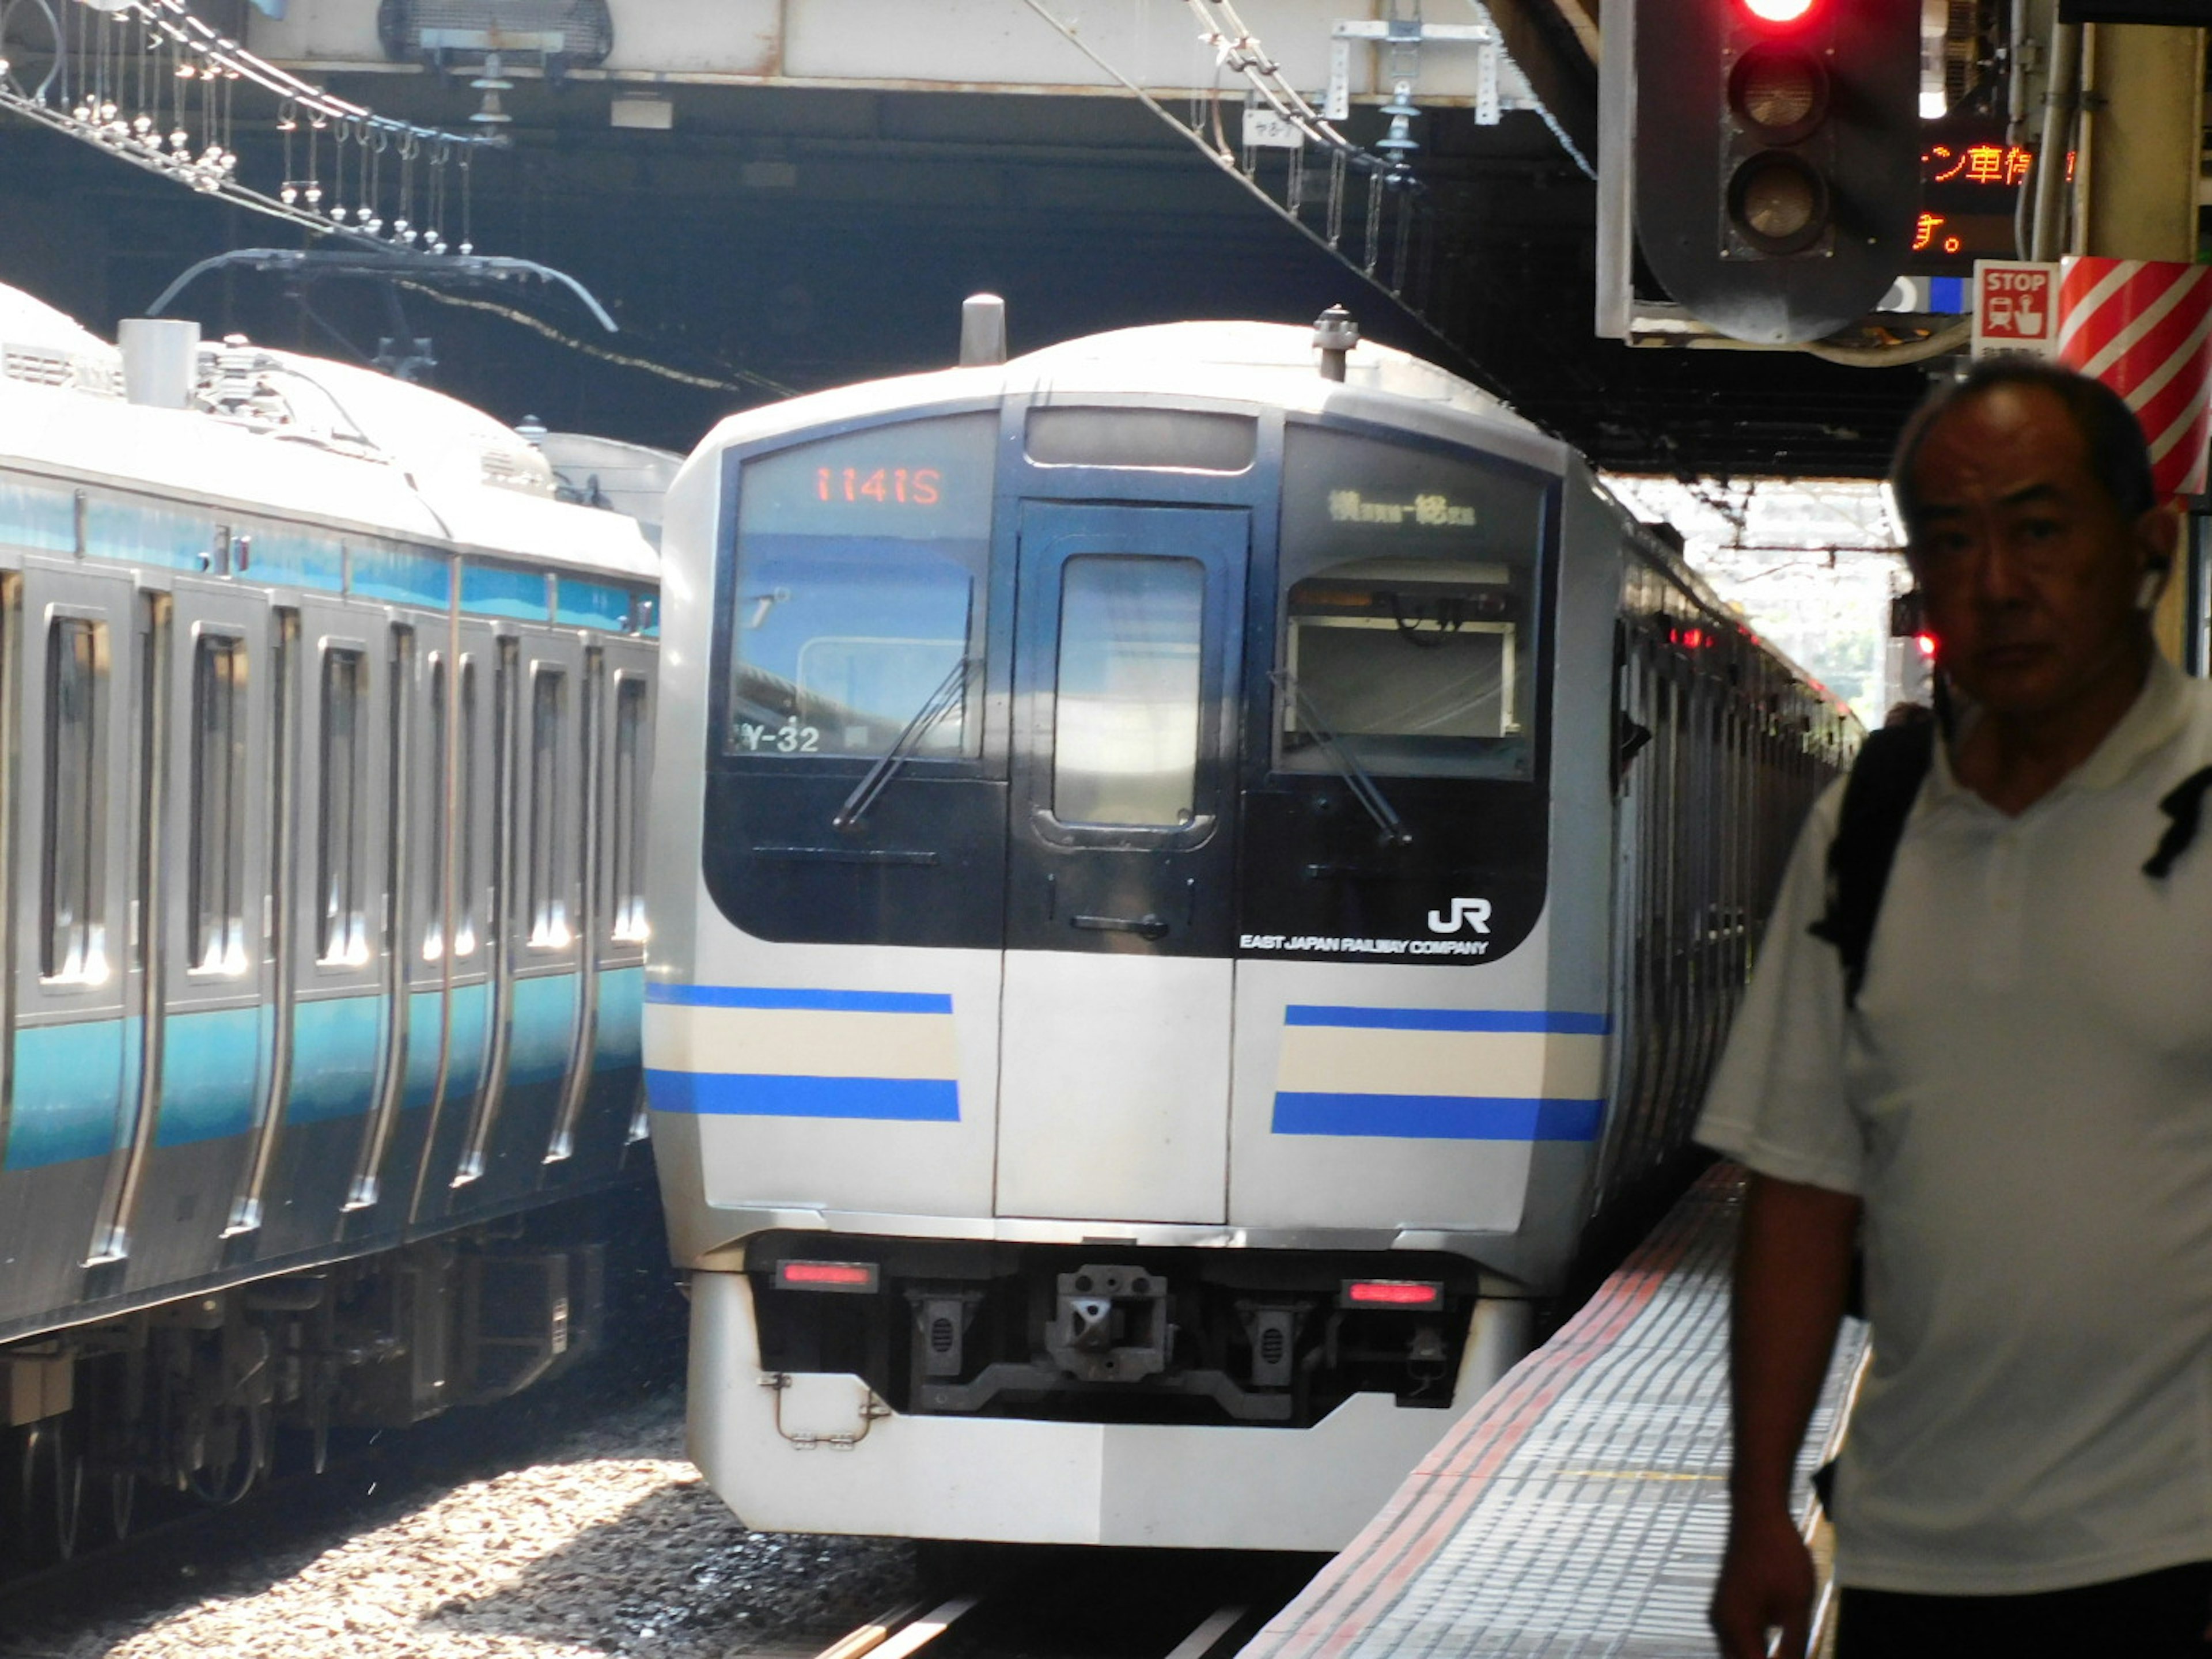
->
[1052, 556, 1206, 827]
[189, 632, 249, 975]
[726, 413, 995, 760]
[610, 675, 648, 942]
[317, 646, 369, 966]
[527, 666, 570, 949]
[1277, 424, 1548, 781]
[43, 618, 107, 983]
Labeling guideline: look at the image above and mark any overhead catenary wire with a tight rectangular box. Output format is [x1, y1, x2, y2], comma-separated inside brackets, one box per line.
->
[392, 280, 798, 396]
[1018, 0, 1498, 396]
[0, 0, 497, 251]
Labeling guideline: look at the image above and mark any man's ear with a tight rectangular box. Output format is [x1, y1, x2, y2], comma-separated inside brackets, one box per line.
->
[2135, 506, 2181, 611]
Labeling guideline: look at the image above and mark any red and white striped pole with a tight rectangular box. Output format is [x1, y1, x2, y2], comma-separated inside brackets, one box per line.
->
[2054, 257, 2212, 503]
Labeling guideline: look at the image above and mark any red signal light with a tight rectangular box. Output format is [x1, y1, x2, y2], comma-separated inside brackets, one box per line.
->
[1740, 0, 1816, 22]
[1914, 631, 1938, 660]
[1342, 1279, 1445, 1310]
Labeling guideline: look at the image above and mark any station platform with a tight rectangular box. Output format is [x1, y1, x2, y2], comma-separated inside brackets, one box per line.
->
[1239, 1166, 1868, 1659]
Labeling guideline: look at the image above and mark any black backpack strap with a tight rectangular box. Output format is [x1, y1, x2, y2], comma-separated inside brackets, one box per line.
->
[2144, 765, 2212, 878]
[1808, 721, 1937, 1008]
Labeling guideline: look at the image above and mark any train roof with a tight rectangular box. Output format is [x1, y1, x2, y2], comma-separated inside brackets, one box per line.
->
[0, 281, 658, 583]
[1016, 320, 1532, 425]
[685, 317, 1565, 481]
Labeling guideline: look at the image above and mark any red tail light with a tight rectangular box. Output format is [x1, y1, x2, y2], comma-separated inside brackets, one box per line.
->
[1740, 0, 1816, 24]
[1341, 1279, 1445, 1310]
[776, 1260, 879, 1293]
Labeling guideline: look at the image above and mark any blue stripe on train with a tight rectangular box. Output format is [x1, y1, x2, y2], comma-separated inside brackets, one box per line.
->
[1271, 1092, 1604, 1141]
[446, 981, 491, 1100]
[404, 989, 445, 1108]
[646, 1070, 960, 1122]
[509, 974, 578, 1088]
[1284, 1006, 1608, 1035]
[286, 995, 384, 1127]
[596, 967, 644, 1069]
[4, 1018, 131, 1170]
[644, 984, 953, 1014]
[0, 975, 617, 1168]
[155, 1006, 267, 1147]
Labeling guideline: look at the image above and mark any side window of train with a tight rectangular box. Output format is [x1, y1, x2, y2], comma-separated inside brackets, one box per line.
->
[424, 652, 475, 962]
[609, 674, 649, 942]
[317, 644, 369, 965]
[43, 616, 108, 982]
[1615, 621, 1654, 790]
[724, 413, 996, 761]
[1275, 423, 1549, 781]
[190, 631, 249, 975]
[84, 498, 215, 567]
[527, 665, 570, 949]
[2, 476, 78, 555]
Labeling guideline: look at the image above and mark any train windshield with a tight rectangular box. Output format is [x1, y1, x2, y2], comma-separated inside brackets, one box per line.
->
[1278, 424, 1546, 781]
[727, 414, 996, 759]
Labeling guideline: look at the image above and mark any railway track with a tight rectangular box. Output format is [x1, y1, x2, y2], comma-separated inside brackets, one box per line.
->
[816, 1548, 1317, 1659]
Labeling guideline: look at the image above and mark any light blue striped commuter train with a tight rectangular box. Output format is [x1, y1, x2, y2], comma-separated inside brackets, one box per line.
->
[649, 308, 1856, 1550]
[0, 282, 660, 1563]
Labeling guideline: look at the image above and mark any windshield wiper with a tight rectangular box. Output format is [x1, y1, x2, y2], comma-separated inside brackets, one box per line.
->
[1271, 669, 1411, 847]
[833, 656, 978, 831]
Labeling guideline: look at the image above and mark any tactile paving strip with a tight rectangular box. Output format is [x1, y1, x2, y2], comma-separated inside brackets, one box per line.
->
[1243, 1166, 1866, 1659]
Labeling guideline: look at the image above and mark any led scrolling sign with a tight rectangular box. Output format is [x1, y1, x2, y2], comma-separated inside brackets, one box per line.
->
[1908, 117, 2063, 272]
[813, 465, 945, 506]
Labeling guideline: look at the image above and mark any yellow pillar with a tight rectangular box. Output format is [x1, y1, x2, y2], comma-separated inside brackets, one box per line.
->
[2077, 24, 2203, 262]
[2075, 23, 2206, 661]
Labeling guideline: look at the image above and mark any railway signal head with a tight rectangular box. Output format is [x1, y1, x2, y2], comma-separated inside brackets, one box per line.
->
[1631, 0, 1920, 344]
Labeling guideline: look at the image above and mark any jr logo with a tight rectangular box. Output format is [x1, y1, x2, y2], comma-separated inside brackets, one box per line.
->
[1426, 897, 1492, 935]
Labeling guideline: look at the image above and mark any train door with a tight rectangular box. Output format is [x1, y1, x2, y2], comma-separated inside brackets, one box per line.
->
[345, 618, 434, 1232]
[550, 638, 652, 1175]
[249, 600, 393, 1256]
[1, 567, 132, 1326]
[410, 623, 497, 1221]
[455, 629, 586, 1208]
[138, 582, 278, 1282]
[994, 502, 1246, 1224]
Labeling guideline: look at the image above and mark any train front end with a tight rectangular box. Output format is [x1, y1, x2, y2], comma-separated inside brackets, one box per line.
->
[648, 320, 1621, 1549]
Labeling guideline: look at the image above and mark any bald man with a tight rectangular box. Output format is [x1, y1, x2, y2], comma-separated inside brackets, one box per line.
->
[1700, 361, 2212, 1658]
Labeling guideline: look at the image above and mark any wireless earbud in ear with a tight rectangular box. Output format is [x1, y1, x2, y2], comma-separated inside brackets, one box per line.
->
[2138, 560, 2172, 612]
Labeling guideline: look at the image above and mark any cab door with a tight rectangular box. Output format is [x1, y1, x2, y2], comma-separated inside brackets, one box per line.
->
[994, 502, 1245, 1223]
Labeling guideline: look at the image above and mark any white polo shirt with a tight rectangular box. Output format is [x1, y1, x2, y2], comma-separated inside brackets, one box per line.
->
[1698, 655, 2212, 1596]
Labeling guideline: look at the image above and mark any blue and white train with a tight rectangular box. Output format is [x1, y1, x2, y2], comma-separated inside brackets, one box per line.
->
[648, 308, 1851, 1550]
[0, 282, 659, 1560]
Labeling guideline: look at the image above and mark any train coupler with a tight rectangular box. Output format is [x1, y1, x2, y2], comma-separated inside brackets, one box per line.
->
[1045, 1265, 1169, 1384]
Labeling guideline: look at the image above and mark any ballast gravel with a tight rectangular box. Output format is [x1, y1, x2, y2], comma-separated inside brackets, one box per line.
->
[5, 1391, 918, 1659]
